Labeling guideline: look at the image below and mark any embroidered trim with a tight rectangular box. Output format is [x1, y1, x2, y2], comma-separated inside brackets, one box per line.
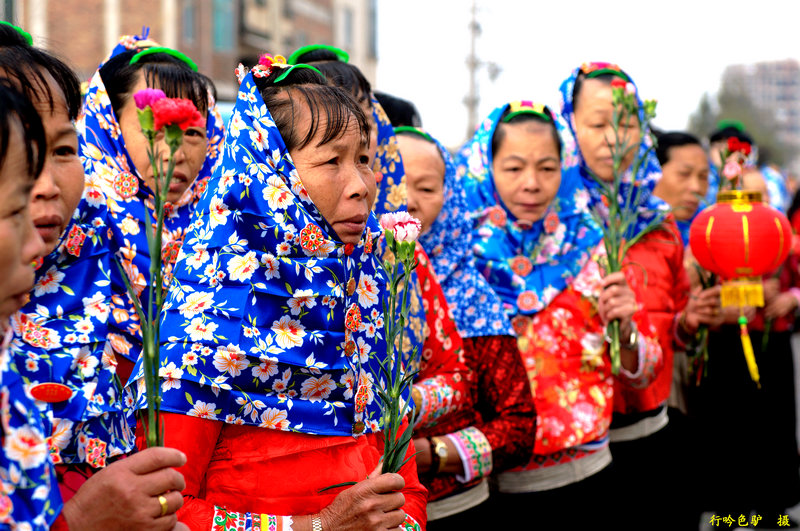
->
[445, 426, 493, 483]
[212, 507, 294, 531]
[413, 375, 457, 428]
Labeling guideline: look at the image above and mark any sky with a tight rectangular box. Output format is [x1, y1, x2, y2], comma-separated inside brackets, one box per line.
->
[375, 0, 800, 150]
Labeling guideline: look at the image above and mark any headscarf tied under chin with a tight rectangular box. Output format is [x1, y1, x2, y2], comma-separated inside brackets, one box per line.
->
[454, 102, 603, 318]
[558, 63, 669, 240]
[78, 30, 224, 363]
[410, 128, 514, 338]
[135, 72, 395, 437]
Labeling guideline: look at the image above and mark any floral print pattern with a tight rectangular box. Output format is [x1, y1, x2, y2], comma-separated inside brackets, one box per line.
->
[78, 32, 224, 365]
[454, 102, 603, 316]
[557, 65, 669, 240]
[415, 129, 514, 338]
[10, 198, 135, 467]
[131, 72, 402, 437]
[0, 333, 63, 530]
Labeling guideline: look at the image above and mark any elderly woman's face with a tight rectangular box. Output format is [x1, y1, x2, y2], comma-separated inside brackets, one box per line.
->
[291, 104, 376, 244]
[573, 77, 641, 182]
[117, 72, 208, 204]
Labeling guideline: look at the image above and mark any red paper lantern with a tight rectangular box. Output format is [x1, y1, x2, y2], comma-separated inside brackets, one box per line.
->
[689, 190, 791, 308]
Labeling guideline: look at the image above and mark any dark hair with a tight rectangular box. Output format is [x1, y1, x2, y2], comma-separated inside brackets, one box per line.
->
[99, 47, 213, 117]
[491, 106, 562, 160]
[294, 48, 372, 106]
[253, 65, 370, 153]
[0, 79, 47, 179]
[0, 24, 82, 121]
[374, 91, 422, 127]
[572, 71, 629, 111]
[708, 125, 754, 146]
[654, 131, 703, 166]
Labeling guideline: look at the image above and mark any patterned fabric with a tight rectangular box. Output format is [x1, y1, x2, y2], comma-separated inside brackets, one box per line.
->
[453, 102, 603, 316]
[411, 249, 470, 429]
[9, 196, 135, 467]
[0, 331, 63, 530]
[511, 244, 661, 456]
[78, 33, 224, 364]
[415, 334, 536, 501]
[762, 164, 790, 213]
[134, 72, 396, 436]
[445, 426, 493, 484]
[414, 129, 514, 338]
[210, 506, 420, 531]
[557, 64, 670, 240]
[369, 99, 427, 372]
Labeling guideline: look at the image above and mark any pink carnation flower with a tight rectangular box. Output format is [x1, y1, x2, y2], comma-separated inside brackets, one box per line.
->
[133, 88, 166, 110]
[379, 212, 421, 242]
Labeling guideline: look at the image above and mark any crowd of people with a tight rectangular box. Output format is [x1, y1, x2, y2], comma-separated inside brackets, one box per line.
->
[0, 18, 799, 531]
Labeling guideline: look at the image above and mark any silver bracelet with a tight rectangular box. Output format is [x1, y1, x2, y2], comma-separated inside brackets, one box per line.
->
[311, 514, 323, 531]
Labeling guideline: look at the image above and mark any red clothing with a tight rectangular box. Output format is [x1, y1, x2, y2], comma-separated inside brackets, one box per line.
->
[614, 220, 689, 413]
[415, 334, 536, 501]
[751, 252, 800, 332]
[413, 248, 473, 428]
[141, 413, 427, 529]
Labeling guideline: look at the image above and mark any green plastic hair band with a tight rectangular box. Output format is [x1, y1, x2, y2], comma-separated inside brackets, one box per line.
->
[716, 119, 745, 132]
[273, 64, 325, 84]
[288, 44, 349, 65]
[586, 68, 630, 82]
[129, 46, 198, 72]
[502, 109, 551, 123]
[0, 21, 33, 46]
[393, 126, 433, 143]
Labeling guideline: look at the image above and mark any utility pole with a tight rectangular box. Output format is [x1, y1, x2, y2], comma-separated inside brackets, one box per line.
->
[464, 0, 480, 140]
[463, 0, 500, 142]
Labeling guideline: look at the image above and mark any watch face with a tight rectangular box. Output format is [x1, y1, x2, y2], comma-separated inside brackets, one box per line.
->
[436, 445, 447, 458]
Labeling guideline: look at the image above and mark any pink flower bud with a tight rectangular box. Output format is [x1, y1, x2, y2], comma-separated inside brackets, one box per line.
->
[379, 212, 422, 243]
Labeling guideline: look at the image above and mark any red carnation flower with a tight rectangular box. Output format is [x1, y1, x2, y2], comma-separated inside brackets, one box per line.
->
[151, 97, 205, 131]
[610, 78, 627, 90]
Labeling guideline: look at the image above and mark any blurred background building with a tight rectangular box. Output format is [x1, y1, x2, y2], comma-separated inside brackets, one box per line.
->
[3, 0, 377, 101]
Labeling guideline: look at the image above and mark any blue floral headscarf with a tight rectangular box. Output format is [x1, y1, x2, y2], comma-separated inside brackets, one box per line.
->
[558, 63, 669, 240]
[1, 331, 63, 530]
[79, 32, 224, 364]
[762, 164, 790, 213]
[133, 72, 396, 437]
[405, 128, 514, 338]
[9, 196, 135, 467]
[454, 101, 603, 317]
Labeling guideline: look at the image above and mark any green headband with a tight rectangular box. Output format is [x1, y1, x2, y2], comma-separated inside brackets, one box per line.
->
[288, 44, 349, 65]
[502, 101, 552, 123]
[129, 46, 198, 72]
[393, 126, 433, 143]
[586, 68, 630, 82]
[0, 21, 33, 46]
[273, 64, 325, 83]
[716, 119, 745, 132]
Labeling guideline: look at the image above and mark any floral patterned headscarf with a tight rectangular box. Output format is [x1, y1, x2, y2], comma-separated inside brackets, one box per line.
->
[133, 72, 394, 437]
[78, 32, 224, 363]
[9, 196, 135, 467]
[407, 128, 514, 338]
[454, 101, 603, 317]
[1, 330, 63, 530]
[558, 63, 669, 240]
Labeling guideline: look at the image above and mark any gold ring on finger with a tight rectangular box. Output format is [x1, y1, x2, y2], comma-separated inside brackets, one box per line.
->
[158, 494, 169, 517]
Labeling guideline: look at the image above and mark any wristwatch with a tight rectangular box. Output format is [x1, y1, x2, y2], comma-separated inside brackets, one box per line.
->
[430, 436, 448, 475]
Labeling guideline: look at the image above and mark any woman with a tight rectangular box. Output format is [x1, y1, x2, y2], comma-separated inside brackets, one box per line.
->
[455, 100, 662, 526]
[136, 58, 426, 529]
[397, 126, 536, 525]
[292, 44, 472, 430]
[80, 30, 223, 383]
[653, 131, 711, 246]
[559, 62, 721, 528]
[690, 170, 800, 524]
[1, 24, 188, 530]
[0, 77, 55, 531]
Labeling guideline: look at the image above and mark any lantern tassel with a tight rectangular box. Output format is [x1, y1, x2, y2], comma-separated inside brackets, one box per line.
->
[721, 282, 764, 308]
[738, 315, 760, 388]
